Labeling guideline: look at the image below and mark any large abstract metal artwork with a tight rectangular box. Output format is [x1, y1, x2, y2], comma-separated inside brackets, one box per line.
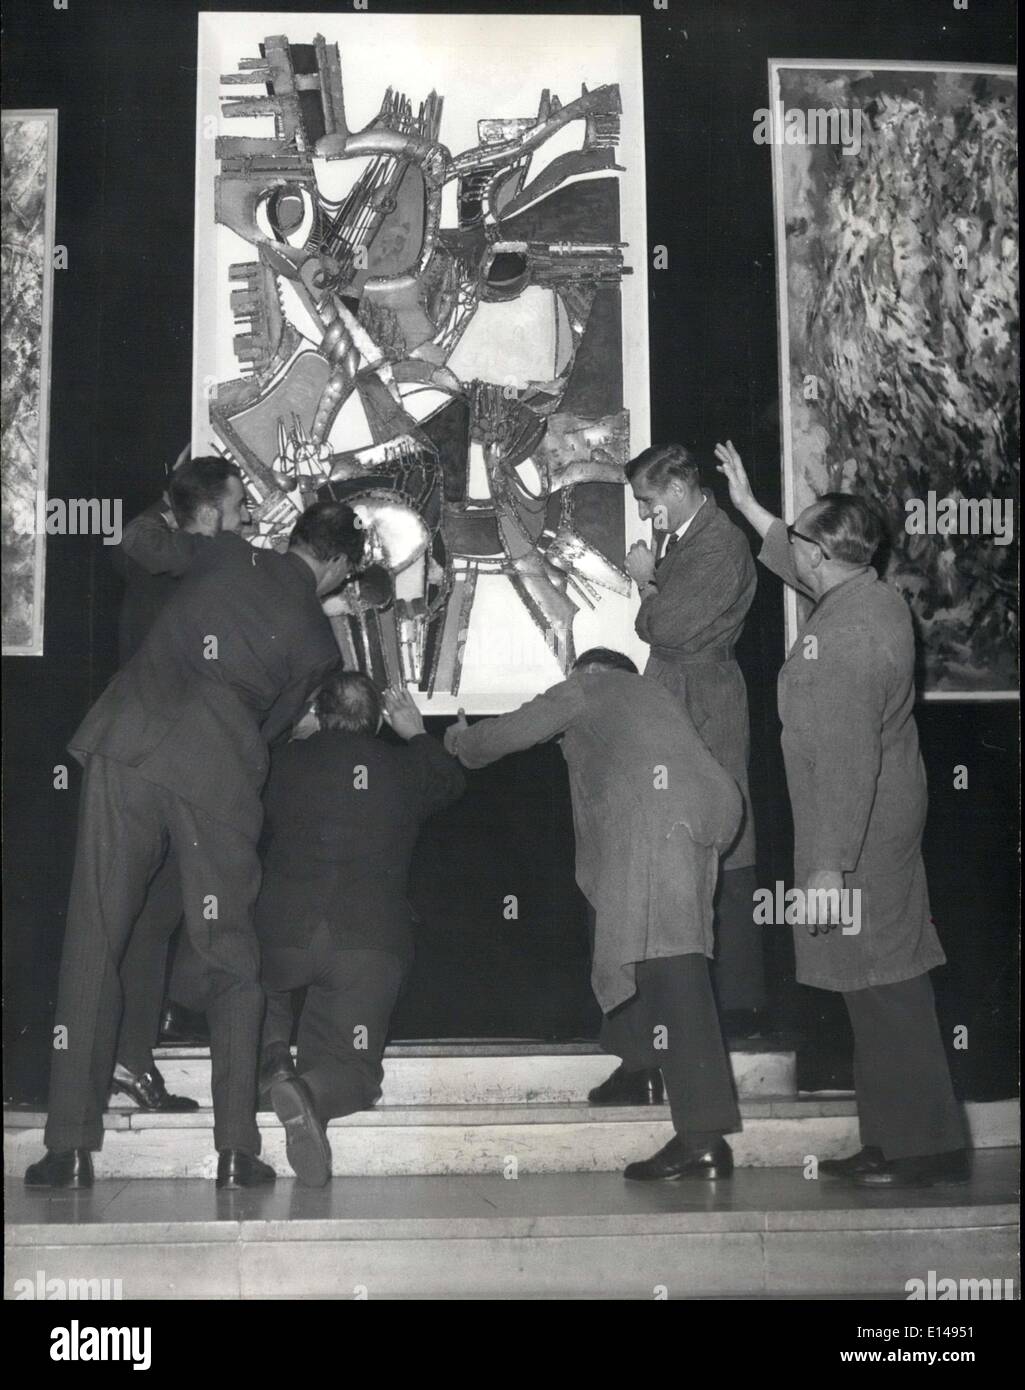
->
[195, 15, 649, 709]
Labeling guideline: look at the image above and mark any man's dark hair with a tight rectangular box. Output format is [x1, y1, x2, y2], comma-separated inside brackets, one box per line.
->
[316, 671, 382, 735]
[625, 443, 700, 490]
[288, 500, 366, 567]
[806, 493, 888, 565]
[573, 648, 639, 675]
[168, 456, 242, 527]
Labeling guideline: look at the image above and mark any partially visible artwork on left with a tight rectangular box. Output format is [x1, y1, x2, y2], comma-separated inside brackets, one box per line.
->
[2, 110, 57, 656]
[194, 13, 649, 712]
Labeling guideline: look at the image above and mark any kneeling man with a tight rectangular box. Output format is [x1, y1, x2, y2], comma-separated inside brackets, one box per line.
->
[258, 675, 465, 1185]
[445, 650, 743, 1180]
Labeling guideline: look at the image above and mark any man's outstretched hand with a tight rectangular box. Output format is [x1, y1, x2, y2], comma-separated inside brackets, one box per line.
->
[382, 687, 426, 741]
[713, 440, 753, 509]
[714, 440, 776, 538]
[444, 709, 469, 756]
[321, 589, 359, 618]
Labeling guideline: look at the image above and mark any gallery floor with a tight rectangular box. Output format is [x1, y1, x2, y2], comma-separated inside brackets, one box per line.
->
[5, 1043, 1019, 1299]
[6, 1154, 1018, 1301]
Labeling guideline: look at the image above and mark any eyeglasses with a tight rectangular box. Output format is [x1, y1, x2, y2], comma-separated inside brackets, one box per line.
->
[786, 524, 831, 560]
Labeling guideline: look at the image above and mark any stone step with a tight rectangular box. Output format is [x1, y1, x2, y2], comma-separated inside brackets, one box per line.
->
[128, 1040, 797, 1107]
[5, 1150, 1018, 1299]
[5, 1098, 1017, 1180]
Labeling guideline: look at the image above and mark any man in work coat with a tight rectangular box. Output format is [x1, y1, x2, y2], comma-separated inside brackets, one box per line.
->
[716, 440, 967, 1188]
[623, 444, 765, 1065]
[24, 501, 363, 1191]
[446, 649, 743, 1181]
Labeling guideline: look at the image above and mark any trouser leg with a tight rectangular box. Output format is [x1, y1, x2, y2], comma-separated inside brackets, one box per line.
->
[630, 955, 741, 1141]
[296, 937, 406, 1123]
[262, 989, 297, 1056]
[843, 973, 966, 1161]
[710, 866, 767, 1012]
[585, 904, 655, 1069]
[260, 944, 306, 1056]
[851, 1029, 880, 1149]
[598, 988, 659, 1069]
[114, 852, 182, 1076]
[44, 758, 166, 1152]
[170, 800, 264, 1155]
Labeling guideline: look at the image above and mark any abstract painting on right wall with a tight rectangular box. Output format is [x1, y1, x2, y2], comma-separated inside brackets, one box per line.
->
[769, 61, 1019, 698]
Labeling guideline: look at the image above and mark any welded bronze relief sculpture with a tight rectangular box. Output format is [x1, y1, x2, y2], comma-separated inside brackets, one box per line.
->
[197, 22, 648, 706]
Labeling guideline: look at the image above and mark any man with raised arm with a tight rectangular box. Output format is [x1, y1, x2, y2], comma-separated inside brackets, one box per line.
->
[714, 440, 967, 1188]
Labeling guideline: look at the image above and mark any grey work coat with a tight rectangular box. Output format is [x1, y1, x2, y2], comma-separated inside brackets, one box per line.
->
[450, 670, 743, 1013]
[635, 491, 757, 868]
[759, 521, 945, 992]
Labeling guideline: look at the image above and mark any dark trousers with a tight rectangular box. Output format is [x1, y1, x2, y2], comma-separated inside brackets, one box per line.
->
[261, 926, 406, 1124]
[45, 755, 264, 1155]
[114, 859, 209, 1077]
[710, 866, 766, 1012]
[113, 854, 181, 1077]
[599, 954, 741, 1141]
[843, 972, 966, 1161]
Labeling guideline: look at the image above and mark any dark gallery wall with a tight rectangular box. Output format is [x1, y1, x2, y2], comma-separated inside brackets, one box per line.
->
[2, 0, 1017, 1102]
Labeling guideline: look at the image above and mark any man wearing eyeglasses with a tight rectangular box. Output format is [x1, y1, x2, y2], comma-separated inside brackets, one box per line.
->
[714, 441, 968, 1190]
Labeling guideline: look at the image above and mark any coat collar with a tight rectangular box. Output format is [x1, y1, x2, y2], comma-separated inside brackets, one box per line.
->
[810, 565, 876, 619]
[656, 489, 718, 566]
[281, 548, 320, 592]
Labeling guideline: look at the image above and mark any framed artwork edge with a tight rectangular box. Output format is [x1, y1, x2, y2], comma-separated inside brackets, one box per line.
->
[766, 59, 1019, 704]
[1, 107, 58, 658]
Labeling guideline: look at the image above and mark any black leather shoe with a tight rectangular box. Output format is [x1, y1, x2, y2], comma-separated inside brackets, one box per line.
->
[819, 1145, 886, 1179]
[624, 1136, 734, 1181]
[111, 1063, 198, 1112]
[852, 1149, 971, 1189]
[588, 1065, 665, 1106]
[271, 1076, 331, 1188]
[215, 1150, 276, 1189]
[258, 1047, 298, 1110]
[158, 1003, 208, 1045]
[24, 1149, 94, 1189]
